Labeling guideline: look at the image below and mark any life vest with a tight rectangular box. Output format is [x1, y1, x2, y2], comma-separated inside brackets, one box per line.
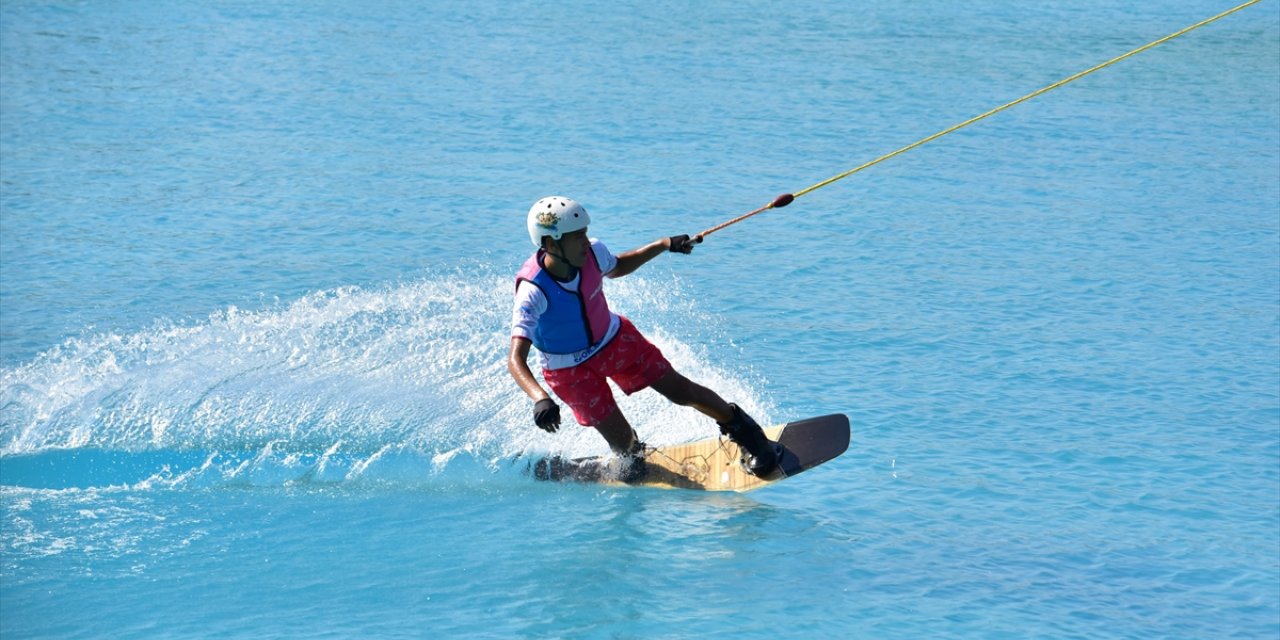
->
[515, 248, 612, 354]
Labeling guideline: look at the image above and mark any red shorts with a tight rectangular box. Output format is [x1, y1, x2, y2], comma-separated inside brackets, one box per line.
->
[543, 317, 672, 427]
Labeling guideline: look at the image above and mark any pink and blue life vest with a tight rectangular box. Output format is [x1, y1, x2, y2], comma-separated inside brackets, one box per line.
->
[515, 249, 612, 354]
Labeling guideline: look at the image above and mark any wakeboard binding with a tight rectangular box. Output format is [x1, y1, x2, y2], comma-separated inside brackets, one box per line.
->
[718, 404, 779, 477]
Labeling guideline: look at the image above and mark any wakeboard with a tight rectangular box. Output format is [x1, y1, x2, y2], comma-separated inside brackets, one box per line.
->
[530, 413, 850, 492]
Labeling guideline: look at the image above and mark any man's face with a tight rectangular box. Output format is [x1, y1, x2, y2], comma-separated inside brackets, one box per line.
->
[549, 230, 590, 266]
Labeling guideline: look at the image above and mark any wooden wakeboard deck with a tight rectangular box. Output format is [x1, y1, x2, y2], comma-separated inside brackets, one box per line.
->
[531, 413, 850, 492]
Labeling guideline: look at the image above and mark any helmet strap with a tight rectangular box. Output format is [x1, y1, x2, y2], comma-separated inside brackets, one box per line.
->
[541, 238, 580, 281]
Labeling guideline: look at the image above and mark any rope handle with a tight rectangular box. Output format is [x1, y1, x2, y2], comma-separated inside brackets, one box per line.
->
[695, 193, 793, 242]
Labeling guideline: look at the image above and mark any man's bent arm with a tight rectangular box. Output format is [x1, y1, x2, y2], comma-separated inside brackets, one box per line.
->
[508, 337, 550, 401]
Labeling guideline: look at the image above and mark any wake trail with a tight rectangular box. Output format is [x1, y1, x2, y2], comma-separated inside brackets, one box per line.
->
[1, 270, 772, 490]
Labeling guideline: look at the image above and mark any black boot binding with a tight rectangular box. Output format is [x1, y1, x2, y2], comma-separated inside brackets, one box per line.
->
[615, 439, 649, 484]
[718, 404, 779, 477]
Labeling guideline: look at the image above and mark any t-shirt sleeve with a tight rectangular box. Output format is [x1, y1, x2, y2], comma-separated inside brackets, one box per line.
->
[511, 280, 546, 341]
[592, 239, 619, 276]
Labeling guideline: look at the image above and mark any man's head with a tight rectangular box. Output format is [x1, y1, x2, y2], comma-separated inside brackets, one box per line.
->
[527, 196, 591, 265]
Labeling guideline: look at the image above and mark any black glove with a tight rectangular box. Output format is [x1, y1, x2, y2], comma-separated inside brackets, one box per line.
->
[668, 234, 699, 254]
[533, 398, 561, 433]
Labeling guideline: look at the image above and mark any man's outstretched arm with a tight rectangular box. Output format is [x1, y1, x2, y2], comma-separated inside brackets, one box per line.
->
[608, 235, 695, 279]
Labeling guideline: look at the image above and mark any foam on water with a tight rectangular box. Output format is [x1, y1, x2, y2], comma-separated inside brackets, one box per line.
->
[0, 271, 771, 490]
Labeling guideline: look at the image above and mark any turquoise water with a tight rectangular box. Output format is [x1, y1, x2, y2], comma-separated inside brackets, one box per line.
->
[2, 1, 1278, 637]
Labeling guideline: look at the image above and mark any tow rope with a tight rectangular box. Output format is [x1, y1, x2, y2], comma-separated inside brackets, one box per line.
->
[695, 0, 1263, 242]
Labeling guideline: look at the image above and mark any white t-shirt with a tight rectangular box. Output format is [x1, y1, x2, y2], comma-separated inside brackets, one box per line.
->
[511, 240, 622, 370]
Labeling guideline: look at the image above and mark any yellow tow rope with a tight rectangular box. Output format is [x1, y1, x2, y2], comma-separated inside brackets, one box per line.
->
[695, 0, 1264, 242]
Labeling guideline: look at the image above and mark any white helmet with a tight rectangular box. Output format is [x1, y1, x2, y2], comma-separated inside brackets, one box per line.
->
[527, 196, 590, 248]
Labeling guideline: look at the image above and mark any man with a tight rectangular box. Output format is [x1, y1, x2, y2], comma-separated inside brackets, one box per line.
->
[507, 196, 778, 479]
